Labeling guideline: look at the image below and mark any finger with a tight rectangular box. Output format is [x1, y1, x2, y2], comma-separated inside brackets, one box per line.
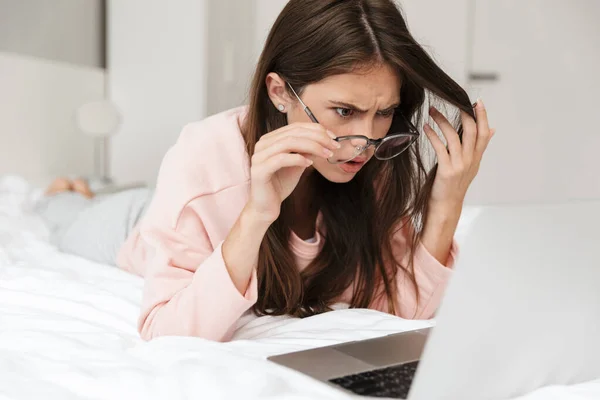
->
[460, 110, 477, 157]
[254, 153, 312, 180]
[261, 122, 336, 142]
[282, 124, 338, 145]
[423, 123, 450, 166]
[254, 138, 332, 166]
[253, 136, 333, 164]
[257, 125, 339, 152]
[474, 99, 492, 155]
[429, 107, 462, 159]
[257, 133, 339, 157]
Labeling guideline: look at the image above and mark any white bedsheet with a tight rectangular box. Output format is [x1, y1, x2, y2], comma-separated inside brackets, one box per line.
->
[1, 175, 599, 400]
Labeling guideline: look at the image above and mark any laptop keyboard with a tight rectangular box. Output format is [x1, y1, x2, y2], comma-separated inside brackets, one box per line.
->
[328, 360, 419, 399]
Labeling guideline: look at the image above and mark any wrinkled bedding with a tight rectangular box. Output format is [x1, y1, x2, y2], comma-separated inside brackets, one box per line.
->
[1, 175, 598, 400]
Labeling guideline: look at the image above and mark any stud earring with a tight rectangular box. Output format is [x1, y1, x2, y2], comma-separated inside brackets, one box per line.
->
[277, 104, 285, 112]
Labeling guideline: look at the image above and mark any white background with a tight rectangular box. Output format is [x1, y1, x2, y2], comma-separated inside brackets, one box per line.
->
[0, 0, 598, 205]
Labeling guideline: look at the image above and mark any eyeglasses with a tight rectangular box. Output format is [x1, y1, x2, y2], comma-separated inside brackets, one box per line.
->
[287, 82, 420, 164]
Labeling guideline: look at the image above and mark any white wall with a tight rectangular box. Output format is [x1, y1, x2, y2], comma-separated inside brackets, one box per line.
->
[107, 0, 207, 186]
[0, 53, 105, 186]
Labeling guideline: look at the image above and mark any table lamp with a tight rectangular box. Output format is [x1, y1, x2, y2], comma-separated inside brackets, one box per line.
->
[74, 100, 121, 186]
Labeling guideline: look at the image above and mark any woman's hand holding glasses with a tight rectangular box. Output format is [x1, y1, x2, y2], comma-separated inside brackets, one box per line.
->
[247, 123, 340, 223]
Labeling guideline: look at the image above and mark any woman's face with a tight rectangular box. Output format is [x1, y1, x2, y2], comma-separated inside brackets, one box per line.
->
[285, 63, 401, 183]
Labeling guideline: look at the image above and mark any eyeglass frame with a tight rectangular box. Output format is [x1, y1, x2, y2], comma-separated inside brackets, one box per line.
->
[286, 82, 420, 163]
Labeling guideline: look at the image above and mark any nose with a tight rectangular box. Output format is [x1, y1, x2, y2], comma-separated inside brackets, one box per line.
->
[348, 137, 374, 159]
[349, 137, 367, 148]
[358, 118, 375, 140]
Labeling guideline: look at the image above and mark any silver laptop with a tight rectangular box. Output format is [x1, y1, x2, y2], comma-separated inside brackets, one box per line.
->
[269, 201, 600, 399]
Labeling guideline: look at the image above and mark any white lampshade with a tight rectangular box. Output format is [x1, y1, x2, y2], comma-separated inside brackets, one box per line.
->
[75, 100, 121, 137]
[75, 100, 121, 183]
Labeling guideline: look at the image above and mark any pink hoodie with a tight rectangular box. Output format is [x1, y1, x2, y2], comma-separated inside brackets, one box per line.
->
[117, 107, 457, 342]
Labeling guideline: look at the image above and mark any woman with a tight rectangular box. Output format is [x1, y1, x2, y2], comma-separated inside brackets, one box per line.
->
[41, 0, 494, 342]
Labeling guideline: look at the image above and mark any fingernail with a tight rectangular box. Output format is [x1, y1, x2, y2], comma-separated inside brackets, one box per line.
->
[306, 158, 314, 166]
[429, 106, 436, 114]
[476, 98, 485, 109]
[324, 148, 334, 157]
[332, 139, 342, 149]
[472, 102, 478, 108]
[326, 130, 336, 139]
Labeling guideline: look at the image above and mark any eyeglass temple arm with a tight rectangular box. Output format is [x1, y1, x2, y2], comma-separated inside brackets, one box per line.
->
[286, 82, 319, 124]
[303, 107, 319, 124]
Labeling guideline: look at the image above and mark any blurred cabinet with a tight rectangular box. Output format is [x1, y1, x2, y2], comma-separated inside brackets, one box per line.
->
[466, 0, 600, 204]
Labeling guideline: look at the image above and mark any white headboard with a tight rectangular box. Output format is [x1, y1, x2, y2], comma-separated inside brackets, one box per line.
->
[0, 52, 106, 186]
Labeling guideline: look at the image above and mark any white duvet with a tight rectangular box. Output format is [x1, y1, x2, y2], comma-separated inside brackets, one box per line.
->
[1, 175, 599, 400]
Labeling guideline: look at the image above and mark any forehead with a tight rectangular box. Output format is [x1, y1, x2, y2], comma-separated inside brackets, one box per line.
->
[305, 63, 401, 105]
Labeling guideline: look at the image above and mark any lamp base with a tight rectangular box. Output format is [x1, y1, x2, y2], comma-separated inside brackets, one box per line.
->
[85, 176, 148, 195]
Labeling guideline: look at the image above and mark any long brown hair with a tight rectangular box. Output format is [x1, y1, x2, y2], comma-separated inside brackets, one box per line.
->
[242, 0, 474, 317]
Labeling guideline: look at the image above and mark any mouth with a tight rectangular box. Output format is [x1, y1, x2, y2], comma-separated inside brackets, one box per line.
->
[338, 158, 367, 174]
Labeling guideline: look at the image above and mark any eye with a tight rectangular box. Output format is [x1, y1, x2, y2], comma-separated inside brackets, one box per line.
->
[377, 109, 395, 118]
[335, 107, 354, 118]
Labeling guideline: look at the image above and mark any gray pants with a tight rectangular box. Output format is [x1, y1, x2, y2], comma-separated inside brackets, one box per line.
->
[36, 188, 152, 266]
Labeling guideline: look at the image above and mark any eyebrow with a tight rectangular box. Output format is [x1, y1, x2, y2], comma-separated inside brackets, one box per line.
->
[329, 100, 401, 113]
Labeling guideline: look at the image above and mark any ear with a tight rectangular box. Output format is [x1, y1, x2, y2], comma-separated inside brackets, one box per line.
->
[266, 72, 293, 111]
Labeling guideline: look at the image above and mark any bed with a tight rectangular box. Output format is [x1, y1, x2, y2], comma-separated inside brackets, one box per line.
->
[1, 175, 599, 400]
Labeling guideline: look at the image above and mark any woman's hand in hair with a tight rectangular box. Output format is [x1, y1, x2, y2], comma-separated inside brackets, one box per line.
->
[420, 99, 495, 265]
[424, 100, 495, 208]
[246, 123, 339, 223]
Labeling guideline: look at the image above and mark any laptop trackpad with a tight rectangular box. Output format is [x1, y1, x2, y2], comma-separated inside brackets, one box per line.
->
[334, 331, 428, 368]
[268, 347, 375, 381]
